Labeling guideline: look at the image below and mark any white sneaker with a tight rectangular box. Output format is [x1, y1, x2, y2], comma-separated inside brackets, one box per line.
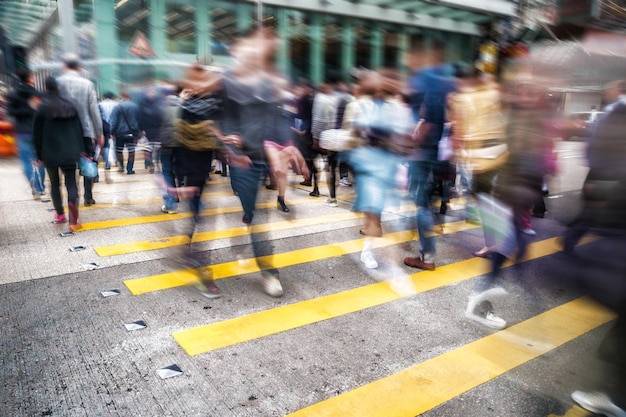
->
[571, 391, 626, 417]
[261, 273, 284, 297]
[521, 228, 536, 236]
[323, 198, 338, 207]
[465, 309, 507, 329]
[360, 249, 378, 269]
[339, 178, 352, 187]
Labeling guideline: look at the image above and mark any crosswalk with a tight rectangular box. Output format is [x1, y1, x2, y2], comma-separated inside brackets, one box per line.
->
[70, 169, 605, 417]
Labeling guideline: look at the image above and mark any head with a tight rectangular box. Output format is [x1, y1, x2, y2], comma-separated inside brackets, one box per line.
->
[44, 76, 59, 94]
[15, 66, 33, 85]
[62, 53, 81, 71]
[603, 80, 626, 104]
[103, 91, 116, 100]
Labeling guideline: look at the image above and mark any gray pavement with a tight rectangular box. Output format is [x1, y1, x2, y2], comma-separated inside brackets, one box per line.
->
[0, 141, 614, 417]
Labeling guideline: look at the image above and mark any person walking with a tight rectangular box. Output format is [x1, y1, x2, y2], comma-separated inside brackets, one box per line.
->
[159, 87, 182, 214]
[404, 39, 457, 271]
[6, 66, 45, 199]
[109, 91, 140, 175]
[56, 53, 104, 206]
[137, 86, 164, 173]
[465, 81, 556, 329]
[33, 77, 92, 231]
[344, 69, 413, 270]
[99, 91, 118, 174]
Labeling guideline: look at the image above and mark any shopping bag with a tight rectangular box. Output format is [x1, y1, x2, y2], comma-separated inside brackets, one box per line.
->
[79, 154, 98, 178]
[319, 128, 354, 152]
[476, 193, 516, 257]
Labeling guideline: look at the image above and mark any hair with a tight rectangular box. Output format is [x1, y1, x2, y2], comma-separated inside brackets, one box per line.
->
[62, 53, 81, 70]
[103, 91, 116, 100]
[44, 76, 58, 93]
[15, 66, 32, 84]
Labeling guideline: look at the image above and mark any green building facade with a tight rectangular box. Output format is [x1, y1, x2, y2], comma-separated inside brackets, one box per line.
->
[28, 0, 499, 95]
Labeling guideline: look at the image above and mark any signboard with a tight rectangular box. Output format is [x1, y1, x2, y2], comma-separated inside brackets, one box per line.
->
[128, 31, 155, 57]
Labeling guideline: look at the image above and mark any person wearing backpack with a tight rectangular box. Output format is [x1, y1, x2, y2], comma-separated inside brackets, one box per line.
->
[109, 91, 140, 175]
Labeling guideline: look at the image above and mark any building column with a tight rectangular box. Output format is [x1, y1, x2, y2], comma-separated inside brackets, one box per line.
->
[341, 22, 355, 82]
[397, 29, 410, 78]
[276, 8, 289, 76]
[309, 13, 323, 85]
[94, 0, 117, 94]
[57, 0, 76, 54]
[197, 0, 210, 64]
[370, 24, 383, 70]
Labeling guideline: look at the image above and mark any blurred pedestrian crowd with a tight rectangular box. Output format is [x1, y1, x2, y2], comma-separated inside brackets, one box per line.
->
[3, 27, 625, 416]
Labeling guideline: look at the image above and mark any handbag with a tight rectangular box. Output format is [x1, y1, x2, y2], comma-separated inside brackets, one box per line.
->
[319, 128, 354, 152]
[79, 153, 98, 178]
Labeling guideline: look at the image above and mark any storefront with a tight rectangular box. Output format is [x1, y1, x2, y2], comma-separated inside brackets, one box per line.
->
[2, 0, 515, 94]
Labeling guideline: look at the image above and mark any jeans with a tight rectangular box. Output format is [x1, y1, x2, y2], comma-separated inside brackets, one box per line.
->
[160, 147, 177, 210]
[17, 133, 45, 193]
[410, 158, 438, 255]
[47, 166, 78, 216]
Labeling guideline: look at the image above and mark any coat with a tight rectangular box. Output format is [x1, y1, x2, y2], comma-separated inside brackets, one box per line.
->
[7, 83, 40, 134]
[56, 71, 103, 139]
[33, 93, 92, 168]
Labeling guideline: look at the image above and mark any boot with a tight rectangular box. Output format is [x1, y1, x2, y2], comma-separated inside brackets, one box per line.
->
[68, 202, 82, 232]
[277, 196, 289, 212]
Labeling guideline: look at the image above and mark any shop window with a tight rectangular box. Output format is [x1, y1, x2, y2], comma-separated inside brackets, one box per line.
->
[287, 10, 311, 82]
[165, 1, 196, 54]
[354, 21, 371, 70]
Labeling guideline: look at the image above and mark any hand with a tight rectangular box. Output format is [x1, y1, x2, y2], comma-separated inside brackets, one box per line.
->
[226, 148, 252, 169]
[97, 134, 105, 149]
[223, 134, 243, 148]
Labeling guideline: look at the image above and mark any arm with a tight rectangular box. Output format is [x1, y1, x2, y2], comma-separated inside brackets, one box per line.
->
[32, 111, 44, 161]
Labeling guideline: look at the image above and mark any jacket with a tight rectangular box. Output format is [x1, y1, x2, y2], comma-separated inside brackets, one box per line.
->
[7, 83, 41, 134]
[160, 95, 182, 148]
[110, 100, 140, 137]
[57, 71, 103, 139]
[33, 93, 92, 168]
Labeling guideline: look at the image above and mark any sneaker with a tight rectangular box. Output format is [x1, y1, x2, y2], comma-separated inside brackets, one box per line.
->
[571, 391, 626, 417]
[161, 205, 178, 214]
[32, 191, 44, 201]
[323, 198, 338, 207]
[465, 298, 507, 330]
[339, 178, 352, 187]
[261, 273, 284, 297]
[196, 278, 221, 299]
[403, 256, 435, 271]
[521, 228, 536, 236]
[53, 213, 67, 224]
[360, 250, 378, 269]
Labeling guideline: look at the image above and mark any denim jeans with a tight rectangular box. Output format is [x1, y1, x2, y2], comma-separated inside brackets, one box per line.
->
[17, 133, 45, 193]
[160, 148, 177, 210]
[410, 158, 438, 255]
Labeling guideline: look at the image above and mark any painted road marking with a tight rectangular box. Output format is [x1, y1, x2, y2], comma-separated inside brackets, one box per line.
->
[285, 297, 615, 417]
[123, 220, 478, 296]
[172, 236, 588, 356]
[94, 201, 417, 256]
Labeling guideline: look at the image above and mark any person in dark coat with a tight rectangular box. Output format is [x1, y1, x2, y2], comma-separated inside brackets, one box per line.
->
[33, 77, 92, 231]
[6, 66, 45, 198]
[137, 86, 165, 173]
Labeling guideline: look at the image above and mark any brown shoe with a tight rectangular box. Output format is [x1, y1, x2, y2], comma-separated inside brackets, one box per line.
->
[404, 256, 435, 270]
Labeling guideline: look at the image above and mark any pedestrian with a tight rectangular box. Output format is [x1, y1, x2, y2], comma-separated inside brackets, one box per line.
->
[465, 81, 556, 329]
[56, 53, 104, 206]
[109, 90, 140, 175]
[159, 87, 182, 214]
[137, 86, 164, 173]
[99, 91, 118, 175]
[168, 63, 224, 299]
[404, 39, 457, 271]
[6, 66, 45, 199]
[219, 28, 295, 297]
[33, 76, 92, 231]
[294, 81, 315, 187]
[264, 81, 309, 213]
[561, 79, 626, 255]
[344, 69, 413, 270]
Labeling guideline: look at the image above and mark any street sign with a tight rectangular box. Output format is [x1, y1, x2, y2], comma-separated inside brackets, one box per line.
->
[128, 31, 155, 57]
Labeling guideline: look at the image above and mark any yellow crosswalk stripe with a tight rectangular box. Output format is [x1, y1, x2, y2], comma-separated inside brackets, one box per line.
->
[79, 196, 324, 231]
[95, 201, 412, 256]
[123, 220, 478, 295]
[286, 297, 616, 417]
[172, 236, 590, 356]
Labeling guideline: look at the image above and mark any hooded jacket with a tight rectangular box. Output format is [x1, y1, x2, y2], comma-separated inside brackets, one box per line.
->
[7, 83, 41, 134]
[33, 92, 92, 168]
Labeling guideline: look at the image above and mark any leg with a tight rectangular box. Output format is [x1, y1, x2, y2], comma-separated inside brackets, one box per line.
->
[46, 166, 64, 216]
[126, 137, 137, 174]
[328, 153, 338, 199]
